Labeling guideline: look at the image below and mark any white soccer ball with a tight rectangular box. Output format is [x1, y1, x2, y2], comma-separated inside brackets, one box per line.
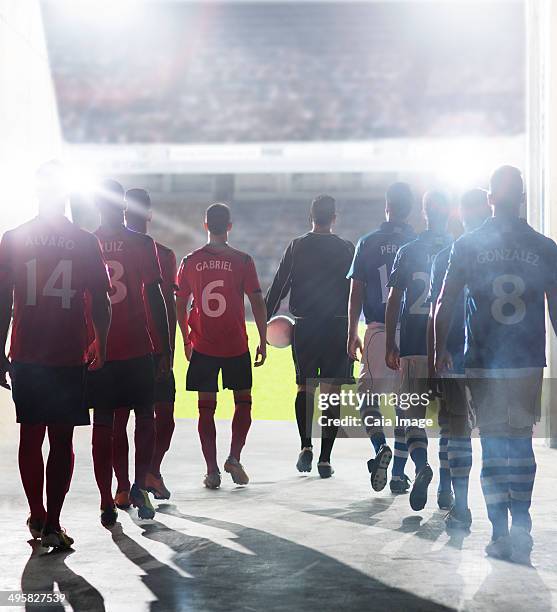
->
[267, 315, 295, 349]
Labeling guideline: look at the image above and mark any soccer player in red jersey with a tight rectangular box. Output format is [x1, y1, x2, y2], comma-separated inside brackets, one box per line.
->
[112, 188, 178, 503]
[176, 203, 267, 488]
[88, 179, 172, 526]
[0, 161, 111, 549]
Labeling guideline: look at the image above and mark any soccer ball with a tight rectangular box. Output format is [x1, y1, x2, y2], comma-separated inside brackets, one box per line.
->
[267, 315, 294, 349]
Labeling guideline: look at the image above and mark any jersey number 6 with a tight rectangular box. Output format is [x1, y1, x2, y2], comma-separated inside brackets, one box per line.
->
[202, 280, 226, 317]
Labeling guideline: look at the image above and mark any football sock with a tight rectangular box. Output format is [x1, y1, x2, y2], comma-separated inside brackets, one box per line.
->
[19, 424, 47, 520]
[230, 395, 252, 461]
[448, 436, 472, 512]
[198, 400, 218, 473]
[45, 425, 74, 530]
[92, 423, 114, 510]
[319, 397, 339, 463]
[151, 402, 176, 477]
[406, 426, 428, 472]
[392, 408, 409, 477]
[438, 423, 451, 492]
[480, 435, 510, 540]
[508, 435, 536, 532]
[358, 393, 386, 454]
[134, 409, 155, 490]
[112, 408, 131, 492]
[295, 391, 313, 449]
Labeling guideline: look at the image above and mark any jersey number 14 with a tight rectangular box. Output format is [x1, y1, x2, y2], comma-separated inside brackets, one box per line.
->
[25, 259, 76, 310]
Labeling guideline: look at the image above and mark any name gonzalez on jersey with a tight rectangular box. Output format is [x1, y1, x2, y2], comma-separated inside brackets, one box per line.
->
[477, 248, 540, 266]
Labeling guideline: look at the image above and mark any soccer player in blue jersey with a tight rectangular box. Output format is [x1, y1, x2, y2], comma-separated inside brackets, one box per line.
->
[435, 166, 557, 563]
[385, 190, 452, 511]
[427, 189, 491, 530]
[347, 183, 415, 492]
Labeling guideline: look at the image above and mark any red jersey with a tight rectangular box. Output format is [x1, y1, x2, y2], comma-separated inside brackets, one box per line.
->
[145, 242, 177, 355]
[177, 245, 261, 358]
[0, 215, 110, 367]
[95, 225, 162, 361]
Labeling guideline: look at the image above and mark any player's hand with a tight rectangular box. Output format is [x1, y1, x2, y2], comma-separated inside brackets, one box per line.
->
[385, 344, 400, 371]
[156, 352, 172, 381]
[435, 349, 453, 375]
[88, 344, 106, 372]
[254, 343, 266, 367]
[0, 354, 11, 390]
[347, 334, 363, 361]
[184, 342, 192, 362]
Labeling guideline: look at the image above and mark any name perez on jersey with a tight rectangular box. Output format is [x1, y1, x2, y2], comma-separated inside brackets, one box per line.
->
[195, 260, 233, 272]
[477, 248, 540, 266]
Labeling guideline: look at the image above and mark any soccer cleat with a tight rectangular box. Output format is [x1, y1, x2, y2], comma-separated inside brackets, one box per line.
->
[146, 473, 171, 500]
[485, 535, 512, 561]
[130, 484, 156, 520]
[224, 456, 249, 485]
[444, 506, 472, 531]
[409, 464, 433, 511]
[296, 447, 313, 473]
[317, 462, 334, 478]
[367, 444, 392, 491]
[390, 475, 411, 494]
[204, 471, 222, 489]
[100, 505, 118, 528]
[510, 525, 533, 565]
[27, 516, 45, 540]
[437, 489, 455, 511]
[41, 525, 74, 550]
[114, 490, 131, 509]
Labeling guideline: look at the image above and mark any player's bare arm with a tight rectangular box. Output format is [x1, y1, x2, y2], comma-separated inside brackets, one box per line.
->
[89, 290, 112, 372]
[249, 290, 268, 367]
[176, 293, 192, 361]
[264, 242, 293, 320]
[146, 281, 172, 378]
[163, 286, 178, 356]
[433, 278, 463, 374]
[0, 286, 13, 389]
[546, 284, 557, 336]
[385, 286, 402, 370]
[347, 279, 364, 360]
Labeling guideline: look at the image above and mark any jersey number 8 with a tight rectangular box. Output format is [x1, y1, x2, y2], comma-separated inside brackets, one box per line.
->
[491, 274, 526, 325]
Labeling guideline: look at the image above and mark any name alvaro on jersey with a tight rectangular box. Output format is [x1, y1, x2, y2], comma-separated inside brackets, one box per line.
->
[24, 235, 76, 250]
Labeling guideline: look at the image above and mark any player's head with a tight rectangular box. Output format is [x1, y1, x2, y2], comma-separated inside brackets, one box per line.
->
[460, 188, 490, 232]
[310, 194, 336, 229]
[205, 203, 232, 237]
[385, 182, 413, 222]
[35, 160, 68, 217]
[125, 188, 152, 234]
[488, 165, 524, 216]
[94, 179, 126, 222]
[423, 190, 450, 231]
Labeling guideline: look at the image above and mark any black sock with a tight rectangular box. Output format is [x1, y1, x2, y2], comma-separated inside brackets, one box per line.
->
[295, 391, 313, 449]
[319, 405, 340, 463]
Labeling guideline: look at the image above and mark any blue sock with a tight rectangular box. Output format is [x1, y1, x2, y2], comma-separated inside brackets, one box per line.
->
[406, 427, 428, 472]
[480, 435, 509, 540]
[448, 436, 472, 512]
[508, 435, 536, 532]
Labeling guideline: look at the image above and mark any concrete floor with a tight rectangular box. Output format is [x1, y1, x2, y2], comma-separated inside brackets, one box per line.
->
[0, 400, 556, 612]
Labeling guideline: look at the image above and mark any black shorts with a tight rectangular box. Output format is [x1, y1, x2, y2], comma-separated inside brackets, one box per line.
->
[186, 350, 252, 392]
[87, 354, 155, 409]
[154, 353, 176, 404]
[11, 361, 89, 426]
[292, 317, 354, 385]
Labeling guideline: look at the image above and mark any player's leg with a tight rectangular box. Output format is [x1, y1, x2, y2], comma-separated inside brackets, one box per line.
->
[92, 407, 118, 527]
[18, 423, 47, 537]
[41, 424, 75, 548]
[130, 403, 156, 519]
[223, 352, 253, 485]
[294, 384, 317, 472]
[317, 382, 340, 478]
[112, 407, 131, 507]
[437, 406, 453, 510]
[390, 407, 411, 493]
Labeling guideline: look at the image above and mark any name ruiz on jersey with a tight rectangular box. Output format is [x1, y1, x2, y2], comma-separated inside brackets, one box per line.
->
[101, 241, 124, 253]
[196, 260, 233, 272]
[25, 235, 75, 250]
[477, 249, 540, 266]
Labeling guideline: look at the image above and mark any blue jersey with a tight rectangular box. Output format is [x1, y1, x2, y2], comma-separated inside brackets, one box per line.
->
[428, 245, 465, 374]
[444, 217, 557, 369]
[347, 221, 415, 324]
[388, 230, 452, 357]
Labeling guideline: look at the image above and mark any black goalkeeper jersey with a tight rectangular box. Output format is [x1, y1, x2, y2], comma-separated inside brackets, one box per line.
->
[265, 232, 355, 321]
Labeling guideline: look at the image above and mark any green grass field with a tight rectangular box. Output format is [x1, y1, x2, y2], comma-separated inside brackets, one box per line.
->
[174, 321, 300, 420]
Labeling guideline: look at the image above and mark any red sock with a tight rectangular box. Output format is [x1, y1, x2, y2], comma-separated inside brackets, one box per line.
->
[45, 425, 74, 530]
[92, 423, 114, 509]
[231, 395, 252, 461]
[19, 424, 47, 521]
[198, 400, 218, 473]
[151, 402, 175, 477]
[112, 408, 131, 492]
[134, 411, 155, 489]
